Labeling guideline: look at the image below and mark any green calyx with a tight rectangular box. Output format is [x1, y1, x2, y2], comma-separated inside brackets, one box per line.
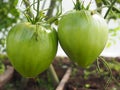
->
[73, 0, 91, 10]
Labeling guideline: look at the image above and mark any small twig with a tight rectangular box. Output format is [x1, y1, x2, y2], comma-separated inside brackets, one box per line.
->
[0, 66, 14, 89]
[104, 0, 117, 19]
[56, 67, 72, 90]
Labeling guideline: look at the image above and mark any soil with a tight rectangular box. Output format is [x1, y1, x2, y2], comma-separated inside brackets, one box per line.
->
[64, 57, 120, 90]
[1, 56, 120, 90]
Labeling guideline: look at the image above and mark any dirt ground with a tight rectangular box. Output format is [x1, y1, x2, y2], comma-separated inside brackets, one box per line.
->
[1, 56, 120, 90]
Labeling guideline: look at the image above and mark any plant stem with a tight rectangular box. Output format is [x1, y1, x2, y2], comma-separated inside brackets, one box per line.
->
[35, 0, 40, 23]
[99, 57, 113, 90]
[104, 0, 117, 19]
[41, 0, 47, 9]
[33, 0, 37, 11]
[23, 0, 33, 17]
[101, 0, 109, 5]
[48, 64, 59, 84]
[112, 6, 120, 13]
[46, 0, 56, 20]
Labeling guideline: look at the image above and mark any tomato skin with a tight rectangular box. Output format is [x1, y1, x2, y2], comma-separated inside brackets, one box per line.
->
[6, 22, 58, 77]
[58, 10, 108, 68]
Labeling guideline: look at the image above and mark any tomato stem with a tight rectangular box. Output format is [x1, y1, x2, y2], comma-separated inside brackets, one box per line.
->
[99, 57, 113, 90]
[35, 0, 40, 23]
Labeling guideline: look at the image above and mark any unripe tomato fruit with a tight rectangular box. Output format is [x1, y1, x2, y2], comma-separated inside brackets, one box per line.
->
[6, 22, 58, 77]
[58, 10, 108, 68]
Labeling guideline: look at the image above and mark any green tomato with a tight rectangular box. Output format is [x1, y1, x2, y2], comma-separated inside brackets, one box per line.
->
[58, 10, 108, 68]
[6, 22, 58, 77]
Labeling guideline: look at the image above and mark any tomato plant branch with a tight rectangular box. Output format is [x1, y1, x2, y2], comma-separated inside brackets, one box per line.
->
[99, 57, 113, 90]
[112, 6, 120, 13]
[35, 0, 40, 23]
[101, 0, 109, 5]
[41, 0, 47, 9]
[33, 0, 37, 11]
[96, 58, 101, 72]
[104, 0, 116, 18]
[104, 0, 120, 13]
[104, 0, 117, 19]
[47, 0, 62, 24]
[46, 0, 57, 20]
[95, 0, 120, 14]
[23, 0, 33, 17]
[48, 64, 59, 85]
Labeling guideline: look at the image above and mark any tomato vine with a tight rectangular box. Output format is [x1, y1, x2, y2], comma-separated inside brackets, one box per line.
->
[104, 0, 117, 19]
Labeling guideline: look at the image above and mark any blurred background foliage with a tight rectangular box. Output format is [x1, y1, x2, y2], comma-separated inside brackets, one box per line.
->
[0, 0, 19, 30]
[0, 0, 20, 53]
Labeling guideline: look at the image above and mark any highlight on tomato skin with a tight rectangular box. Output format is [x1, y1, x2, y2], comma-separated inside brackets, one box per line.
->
[58, 10, 108, 68]
[6, 22, 58, 78]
